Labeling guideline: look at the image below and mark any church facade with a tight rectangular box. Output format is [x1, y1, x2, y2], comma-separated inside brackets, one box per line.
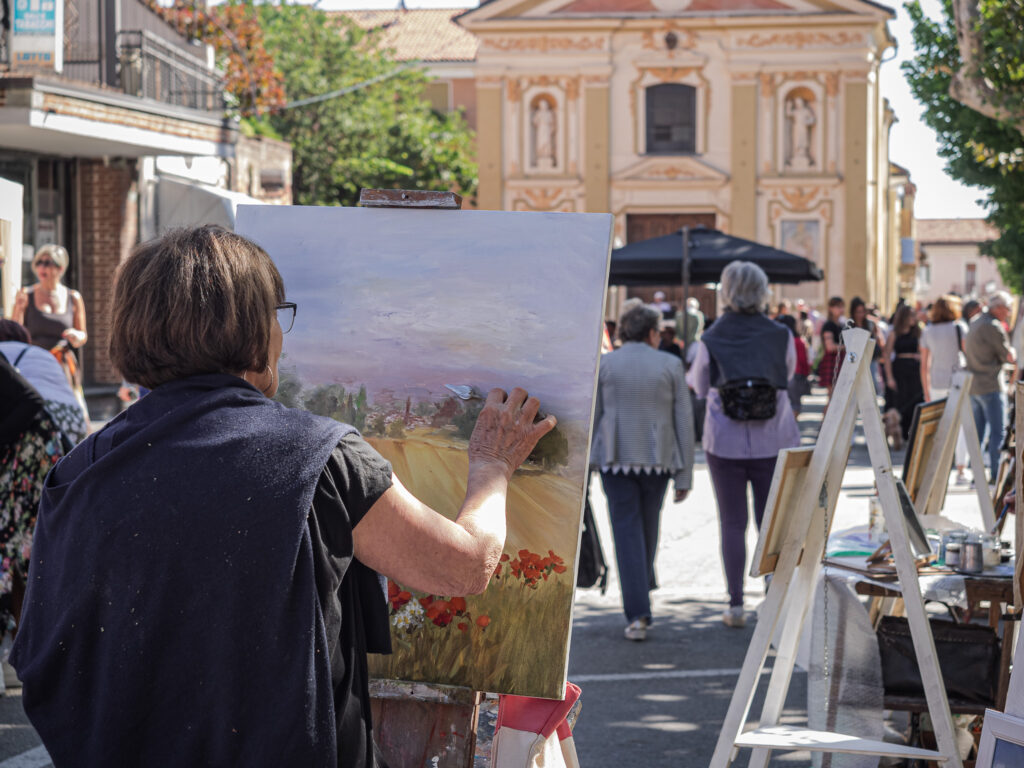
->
[341, 0, 915, 310]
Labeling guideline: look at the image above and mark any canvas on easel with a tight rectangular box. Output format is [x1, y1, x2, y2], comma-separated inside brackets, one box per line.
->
[709, 328, 965, 768]
[236, 204, 612, 699]
[911, 371, 995, 528]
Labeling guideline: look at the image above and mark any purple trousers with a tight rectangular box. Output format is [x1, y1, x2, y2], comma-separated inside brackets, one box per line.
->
[705, 452, 778, 607]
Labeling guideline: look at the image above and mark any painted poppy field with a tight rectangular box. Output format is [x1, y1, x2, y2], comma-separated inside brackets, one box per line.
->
[365, 433, 581, 698]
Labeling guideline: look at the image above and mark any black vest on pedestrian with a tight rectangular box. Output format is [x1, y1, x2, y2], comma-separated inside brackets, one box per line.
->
[12, 374, 352, 767]
[702, 310, 790, 389]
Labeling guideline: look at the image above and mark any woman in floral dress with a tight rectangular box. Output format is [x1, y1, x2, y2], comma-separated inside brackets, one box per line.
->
[0, 355, 64, 637]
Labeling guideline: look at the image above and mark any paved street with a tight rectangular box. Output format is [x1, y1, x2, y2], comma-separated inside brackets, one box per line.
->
[0, 390, 992, 767]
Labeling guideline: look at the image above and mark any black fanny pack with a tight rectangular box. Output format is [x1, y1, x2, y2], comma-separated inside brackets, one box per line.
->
[718, 378, 778, 421]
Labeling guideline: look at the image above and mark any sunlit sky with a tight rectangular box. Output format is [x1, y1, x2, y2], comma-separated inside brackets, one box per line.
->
[206, 0, 989, 219]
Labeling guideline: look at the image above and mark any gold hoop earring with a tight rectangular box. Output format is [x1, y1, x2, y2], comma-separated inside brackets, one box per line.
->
[261, 364, 275, 397]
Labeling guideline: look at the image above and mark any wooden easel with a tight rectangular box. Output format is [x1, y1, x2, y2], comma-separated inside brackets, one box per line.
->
[360, 188, 483, 768]
[915, 370, 996, 528]
[709, 328, 963, 768]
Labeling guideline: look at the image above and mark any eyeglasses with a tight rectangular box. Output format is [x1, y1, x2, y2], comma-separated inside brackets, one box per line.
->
[276, 302, 297, 334]
[34, 259, 57, 269]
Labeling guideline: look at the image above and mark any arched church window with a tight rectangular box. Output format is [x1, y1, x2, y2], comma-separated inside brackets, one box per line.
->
[645, 83, 696, 154]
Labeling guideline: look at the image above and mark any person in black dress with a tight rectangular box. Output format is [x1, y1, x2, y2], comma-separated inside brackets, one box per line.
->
[882, 304, 924, 440]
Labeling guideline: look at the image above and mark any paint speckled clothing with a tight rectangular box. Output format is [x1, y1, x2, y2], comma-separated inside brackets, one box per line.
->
[0, 418, 63, 633]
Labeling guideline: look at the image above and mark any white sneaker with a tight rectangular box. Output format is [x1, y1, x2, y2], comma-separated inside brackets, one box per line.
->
[624, 618, 648, 641]
[955, 470, 969, 486]
[722, 606, 746, 628]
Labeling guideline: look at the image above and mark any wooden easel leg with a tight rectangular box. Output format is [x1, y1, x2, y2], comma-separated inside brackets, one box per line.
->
[857, 377, 964, 768]
[962, 395, 997, 530]
[745, 401, 858, 768]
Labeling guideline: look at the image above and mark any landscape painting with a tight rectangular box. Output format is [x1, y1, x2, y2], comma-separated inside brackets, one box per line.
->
[236, 205, 612, 699]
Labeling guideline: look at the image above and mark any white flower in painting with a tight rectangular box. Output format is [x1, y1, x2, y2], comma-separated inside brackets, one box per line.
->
[393, 599, 425, 634]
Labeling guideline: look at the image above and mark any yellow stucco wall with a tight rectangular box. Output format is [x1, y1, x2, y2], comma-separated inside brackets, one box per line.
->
[476, 84, 503, 211]
[584, 84, 610, 213]
[730, 82, 757, 240]
[843, 79, 870, 302]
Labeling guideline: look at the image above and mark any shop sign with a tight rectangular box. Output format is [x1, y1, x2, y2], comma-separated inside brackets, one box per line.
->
[11, 0, 64, 72]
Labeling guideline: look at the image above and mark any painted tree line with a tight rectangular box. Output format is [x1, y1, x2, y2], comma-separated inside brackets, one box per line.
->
[274, 370, 570, 469]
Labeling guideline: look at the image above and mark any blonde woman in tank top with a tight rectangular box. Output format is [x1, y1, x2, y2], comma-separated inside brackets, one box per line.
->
[12, 245, 89, 415]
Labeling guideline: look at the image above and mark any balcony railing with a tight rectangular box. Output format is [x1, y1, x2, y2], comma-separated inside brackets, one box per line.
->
[117, 30, 225, 113]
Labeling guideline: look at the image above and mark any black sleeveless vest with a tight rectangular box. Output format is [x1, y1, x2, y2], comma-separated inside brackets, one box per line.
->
[702, 310, 790, 390]
[12, 374, 352, 767]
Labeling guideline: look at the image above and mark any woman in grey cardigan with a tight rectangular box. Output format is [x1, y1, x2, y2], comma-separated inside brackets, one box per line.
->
[589, 301, 694, 641]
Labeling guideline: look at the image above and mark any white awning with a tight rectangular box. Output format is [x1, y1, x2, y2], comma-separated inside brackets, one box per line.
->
[157, 177, 265, 232]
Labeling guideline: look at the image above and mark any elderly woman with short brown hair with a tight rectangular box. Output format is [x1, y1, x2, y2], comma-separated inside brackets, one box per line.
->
[11, 225, 554, 768]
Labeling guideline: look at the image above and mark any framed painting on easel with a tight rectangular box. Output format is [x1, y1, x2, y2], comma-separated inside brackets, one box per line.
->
[902, 398, 947, 504]
[236, 204, 613, 699]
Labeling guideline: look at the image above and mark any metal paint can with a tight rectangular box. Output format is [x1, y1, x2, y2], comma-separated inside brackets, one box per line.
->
[961, 541, 984, 574]
[945, 543, 962, 569]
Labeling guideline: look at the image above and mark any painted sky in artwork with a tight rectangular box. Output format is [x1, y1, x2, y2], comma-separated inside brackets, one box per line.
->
[236, 206, 612, 427]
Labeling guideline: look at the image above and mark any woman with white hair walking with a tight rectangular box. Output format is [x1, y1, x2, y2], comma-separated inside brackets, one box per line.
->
[687, 261, 799, 627]
[590, 300, 695, 641]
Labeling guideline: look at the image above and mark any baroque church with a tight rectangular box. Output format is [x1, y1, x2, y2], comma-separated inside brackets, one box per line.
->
[339, 0, 916, 310]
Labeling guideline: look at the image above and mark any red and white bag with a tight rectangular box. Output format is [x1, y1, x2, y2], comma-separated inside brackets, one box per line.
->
[492, 682, 581, 768]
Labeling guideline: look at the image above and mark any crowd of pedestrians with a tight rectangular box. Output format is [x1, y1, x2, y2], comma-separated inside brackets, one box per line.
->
[594, 270, 1022, 638]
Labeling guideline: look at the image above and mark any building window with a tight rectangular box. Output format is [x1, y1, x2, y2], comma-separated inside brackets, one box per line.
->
[965, 262, 977, 295]
[645, 83, 696, 154]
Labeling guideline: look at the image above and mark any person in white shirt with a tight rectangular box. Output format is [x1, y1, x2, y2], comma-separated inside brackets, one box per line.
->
[920, 295, 969, 483]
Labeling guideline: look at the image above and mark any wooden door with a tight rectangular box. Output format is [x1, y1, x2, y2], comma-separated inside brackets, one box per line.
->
[624, 213, 717, 320]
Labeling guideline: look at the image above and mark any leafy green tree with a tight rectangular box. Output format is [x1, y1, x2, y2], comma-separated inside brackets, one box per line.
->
[256, 3, 477, 207]
[304, 383, 346, 418]
[452, 401, 482, 440]
[904, 0, 1024, 288]
[387, 418, 406, 439]
[367, 413, 388, 436]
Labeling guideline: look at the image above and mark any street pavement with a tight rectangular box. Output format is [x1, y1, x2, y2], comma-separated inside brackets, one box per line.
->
[0, 389, 993, 767]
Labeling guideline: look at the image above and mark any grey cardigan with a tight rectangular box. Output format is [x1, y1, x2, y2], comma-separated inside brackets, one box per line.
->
[588, 342, 695, 491]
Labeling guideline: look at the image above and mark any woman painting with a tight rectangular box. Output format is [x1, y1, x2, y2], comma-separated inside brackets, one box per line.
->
[11, 226, 554, 767]
[11, 245, 88, 414]
[590, 300, 694, 642]
[817, 296, 846, 400]
[883, 304, 925, 441]
[687, 262, 800, 628]
[921, 295, 969, 482]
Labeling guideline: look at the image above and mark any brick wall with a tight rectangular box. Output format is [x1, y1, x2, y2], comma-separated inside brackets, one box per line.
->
[78, 159, 138, 386]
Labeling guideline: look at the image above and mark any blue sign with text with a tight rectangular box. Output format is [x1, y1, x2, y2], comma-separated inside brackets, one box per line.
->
[13, 0, 56, 37]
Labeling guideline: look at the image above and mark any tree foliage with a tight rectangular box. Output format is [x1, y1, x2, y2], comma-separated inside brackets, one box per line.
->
[256, 3, 477, 207]
[947, 0, 1024, 130]
[904, 0, 1024, 289]
[143, 0, 285, 116]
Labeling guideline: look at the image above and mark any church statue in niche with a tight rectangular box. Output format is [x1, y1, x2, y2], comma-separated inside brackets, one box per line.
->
[785, 95, 816, 171]
[532, 98, 556, 170]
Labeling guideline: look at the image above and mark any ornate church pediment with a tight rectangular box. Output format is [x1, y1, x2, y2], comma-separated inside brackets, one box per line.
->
[613, 156, 729, 186]
[459, 0, 885, 22]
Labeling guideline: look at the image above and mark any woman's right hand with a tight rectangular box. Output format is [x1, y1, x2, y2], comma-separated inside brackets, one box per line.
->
[469, 387, 557, 481]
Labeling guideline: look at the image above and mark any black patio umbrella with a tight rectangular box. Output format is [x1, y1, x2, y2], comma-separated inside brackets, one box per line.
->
[609, 226, 824, 286]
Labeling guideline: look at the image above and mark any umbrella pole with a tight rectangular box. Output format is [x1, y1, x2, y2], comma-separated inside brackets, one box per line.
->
[681, 226, 690, 344]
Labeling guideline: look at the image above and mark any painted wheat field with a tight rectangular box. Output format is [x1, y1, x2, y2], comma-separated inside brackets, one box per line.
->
[367, 431, 580, 697]
[236, 205, 612, 699]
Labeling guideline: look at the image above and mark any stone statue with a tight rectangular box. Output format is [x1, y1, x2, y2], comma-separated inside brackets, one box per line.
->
[532, 100, 556, 170]
[785, 96, 816, 171]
